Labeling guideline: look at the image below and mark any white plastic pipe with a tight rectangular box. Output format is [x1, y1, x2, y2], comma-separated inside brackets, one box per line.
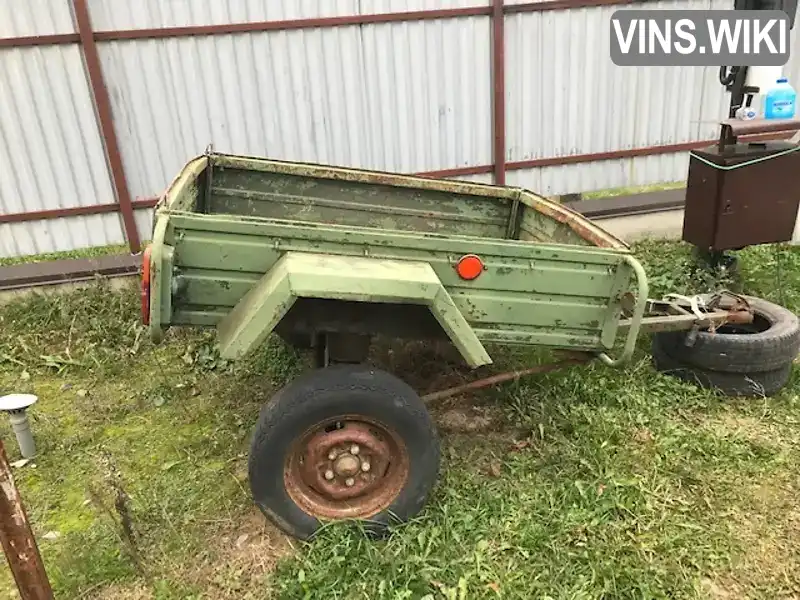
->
[8, 411, 35, 459]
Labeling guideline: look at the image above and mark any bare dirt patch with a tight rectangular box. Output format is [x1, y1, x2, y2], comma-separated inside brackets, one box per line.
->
[89, 508, 294, 600]
[713, 477, 800, 598]
[369, 338, 471, 394]
[180, 507, 294, 599]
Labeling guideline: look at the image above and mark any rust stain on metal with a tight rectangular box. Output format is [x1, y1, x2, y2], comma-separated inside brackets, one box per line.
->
[284, 417, 409, 520]
[523, 194, 628, 250]
[422, 355, 591, 403]
[509, 140, 716, 171]
[92, 7, 494, 42]
[492, 0, 506, 186]
[506, 0, 640, 13]
[0, 33, 80, 48]
[723, 308, 754, 325]
[0, 440, 54, 600]
[0, 197, 158, 225]
[72, 0, 141, 253]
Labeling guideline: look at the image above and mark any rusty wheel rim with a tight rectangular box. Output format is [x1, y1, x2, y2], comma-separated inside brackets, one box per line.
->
[284, 415, 410, 520]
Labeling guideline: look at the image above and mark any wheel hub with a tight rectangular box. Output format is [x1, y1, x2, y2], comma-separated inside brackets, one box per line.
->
[284, 417, 409, 520]
[333, 453, 360, 478]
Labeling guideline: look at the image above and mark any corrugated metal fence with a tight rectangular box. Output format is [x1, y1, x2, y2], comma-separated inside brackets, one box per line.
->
[0, 0, 798, 258]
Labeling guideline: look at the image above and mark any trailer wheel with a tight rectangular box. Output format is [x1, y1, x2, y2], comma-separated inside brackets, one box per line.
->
[651, 335, 793, 397]
[248, 365, 440, 540]
[652, 296, 799, 373]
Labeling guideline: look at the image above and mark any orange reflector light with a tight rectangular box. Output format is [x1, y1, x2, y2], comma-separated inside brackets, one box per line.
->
[141, 245, 152, 326]
[456, 254, 484, 280]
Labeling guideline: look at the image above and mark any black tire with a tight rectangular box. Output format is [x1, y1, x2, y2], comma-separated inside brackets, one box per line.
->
[653, 296, 799, 373]
[652, 335, 793, 397]
[248, 365, 440, 540]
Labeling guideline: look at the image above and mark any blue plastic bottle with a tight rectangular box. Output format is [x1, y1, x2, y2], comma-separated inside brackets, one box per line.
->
[764, 78, 796, 119]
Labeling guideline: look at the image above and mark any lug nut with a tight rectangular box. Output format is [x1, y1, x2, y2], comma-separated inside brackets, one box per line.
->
[350, 445, 360, 455]
[324, 469, 335, 481]
[328, 450, 337, 461]
[345, 477, 355, 487]
[361, 461, 371, 472]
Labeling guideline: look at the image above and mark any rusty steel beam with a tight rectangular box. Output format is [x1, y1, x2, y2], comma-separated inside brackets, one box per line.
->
[422, 355, 591, 403]
[492, 0, 507, 185]
[0, 440, 54, 600]
[417, 165, 494, 179]
[0, 33, 79, 48]
[0, 0, 645, 48]
[71, 0, 141, 254]
[92, 7, 493, 42]
[0, 0, 677, 48]
[0, 197, 158, 225]
[505, 0, 640, 13]
[507, 140, 724, 170]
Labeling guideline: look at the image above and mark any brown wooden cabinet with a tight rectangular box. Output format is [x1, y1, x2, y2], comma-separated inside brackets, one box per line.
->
[682, 141, 800, 251]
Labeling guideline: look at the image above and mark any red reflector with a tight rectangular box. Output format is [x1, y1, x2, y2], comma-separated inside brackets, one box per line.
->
[456, 254, 484, 280]
[141, 246, 152, 326]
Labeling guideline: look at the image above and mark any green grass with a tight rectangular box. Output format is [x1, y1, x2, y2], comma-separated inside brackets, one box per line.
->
[582, 182, 685, 200]
[0, 241, 798, 599]
[0, 244, 134, 267]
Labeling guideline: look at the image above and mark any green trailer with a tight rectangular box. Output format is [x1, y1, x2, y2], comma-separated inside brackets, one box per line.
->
[143, 152, 799, 540]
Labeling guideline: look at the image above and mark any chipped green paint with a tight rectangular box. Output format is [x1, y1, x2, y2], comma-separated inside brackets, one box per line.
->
[147, 153, 643, 363]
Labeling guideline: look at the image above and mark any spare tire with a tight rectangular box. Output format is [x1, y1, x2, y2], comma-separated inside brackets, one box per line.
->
[652, 296, 799, 374]
[651, 336, 793, 397]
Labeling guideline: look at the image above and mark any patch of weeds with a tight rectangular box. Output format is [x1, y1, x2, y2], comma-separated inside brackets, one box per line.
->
[0, 327, 287, 597]
[631, 240, 737, 298]
[0, 243, 131, 267]
[631, 241, 800, 316]
[737, 243, 800, 314]
[0, 279, 147, 376]
[236, 335, 307, 388]
[583, 182, 685, 200]
[46, 523, 140, 598]
[180, 332, 233, 374]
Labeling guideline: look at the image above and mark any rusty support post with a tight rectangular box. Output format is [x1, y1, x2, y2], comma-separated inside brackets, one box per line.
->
[492, 0, 506, 186]
[0, 440, 53, 600]
[72, 0, 141, 254]
[421, 356, 590, 404]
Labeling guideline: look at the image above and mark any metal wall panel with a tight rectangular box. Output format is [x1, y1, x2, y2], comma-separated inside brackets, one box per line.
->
[507, 154, 691, 197]
[0, 44, 123, 258]
[86, 0, 361, 31]
[358, 17, 492, 172]
[0, 215, 124, 259]
[0, 0, 75, 36]
[504, 0, 732, 195]
[98, 16, 492, 200]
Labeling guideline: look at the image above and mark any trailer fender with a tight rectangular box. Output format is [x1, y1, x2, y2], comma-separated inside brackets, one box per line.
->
[216, 252, 493, 368]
